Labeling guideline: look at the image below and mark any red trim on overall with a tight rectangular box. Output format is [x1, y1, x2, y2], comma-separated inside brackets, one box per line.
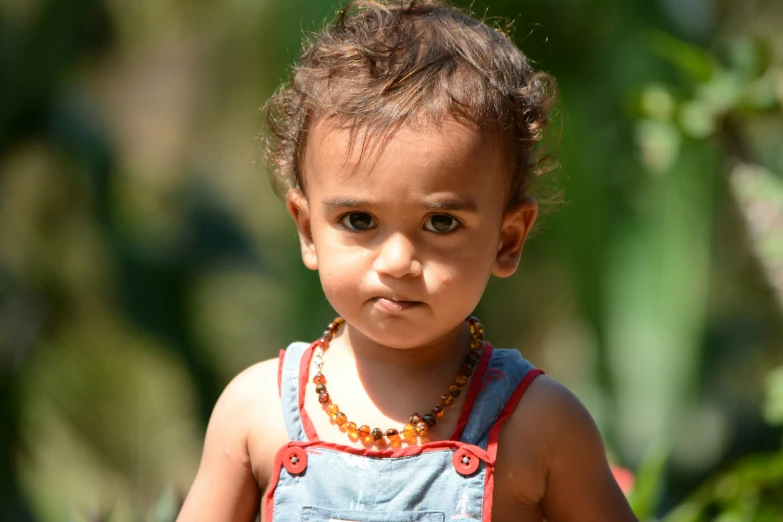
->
[277, 349, 285, 398]
[450, 343, 494, 441]
[481, 368, 544, 522]
[264, 444, 286, 522]
[293, 437, 491, 460]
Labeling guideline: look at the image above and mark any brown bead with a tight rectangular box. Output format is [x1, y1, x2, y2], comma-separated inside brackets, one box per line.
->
[386, 428, 399, 440]
[402, 424, 416, 440]
[327, 404, 339, 416]
[371, 428, 383, 441]
[312, 373, 326, 385]
[456, 375, 469, 387]
[415, 422, 429, 436]
[449, 385, 461, 398]
[345, 422, 357, 434]
[470, 339, 482, 351]
[423, 414, 436, 427]
[318, 392, 331, 404]
[322, 330, 332, 340]
[441, 394, 455, 406]
[432, 405, 444, 418]
[464, 353, 479, 367]
[410, 413, 422, 425]
[458, 364, 473, 377]
[358, 425, 371, 438]
[315, 384, 326, 394]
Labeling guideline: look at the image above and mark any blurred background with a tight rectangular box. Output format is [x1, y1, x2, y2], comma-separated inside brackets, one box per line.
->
[2, 0, 783, 520]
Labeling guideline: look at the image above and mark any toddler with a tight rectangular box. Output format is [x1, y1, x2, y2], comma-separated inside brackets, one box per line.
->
[179, 1, 637, 520]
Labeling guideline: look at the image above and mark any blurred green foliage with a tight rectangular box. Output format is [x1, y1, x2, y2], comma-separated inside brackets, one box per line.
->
[2, 0, 783, 520]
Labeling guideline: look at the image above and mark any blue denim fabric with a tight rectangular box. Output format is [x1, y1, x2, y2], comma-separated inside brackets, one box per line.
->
[269, 341, 536, 521]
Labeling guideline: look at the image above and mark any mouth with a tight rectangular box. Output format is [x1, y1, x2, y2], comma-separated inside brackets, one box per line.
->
[372, 297, 422, 312]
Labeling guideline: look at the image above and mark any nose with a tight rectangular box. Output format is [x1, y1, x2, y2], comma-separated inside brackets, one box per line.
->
[373, 233, 423, 279]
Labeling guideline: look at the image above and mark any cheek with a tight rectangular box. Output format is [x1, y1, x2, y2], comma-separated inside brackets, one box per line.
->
[315, 247, 367, 295]
[426, 258, 485, 295]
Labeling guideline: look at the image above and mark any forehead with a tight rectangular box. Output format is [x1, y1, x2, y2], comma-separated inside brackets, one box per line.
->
[301, 118, 511, 200]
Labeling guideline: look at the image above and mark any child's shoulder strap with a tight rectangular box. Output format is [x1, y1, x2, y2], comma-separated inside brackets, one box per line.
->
[454, 346, 543, 452]
[277, 341, 314, 442]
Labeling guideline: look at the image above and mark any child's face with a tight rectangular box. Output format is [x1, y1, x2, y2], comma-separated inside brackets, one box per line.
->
[287, 118, 536, 349]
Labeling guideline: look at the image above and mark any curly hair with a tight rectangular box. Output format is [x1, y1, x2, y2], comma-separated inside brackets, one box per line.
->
[263, 0, 557, 209]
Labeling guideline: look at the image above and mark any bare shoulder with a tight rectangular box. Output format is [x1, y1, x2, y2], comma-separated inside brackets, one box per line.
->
[508, 374, 595, 440]
[209, 357, 284, 451]
[228, 357, 289, 478]
[224, 357, 282, 414]
[497, 375, 638, 521]
[177, 357, 287, 522]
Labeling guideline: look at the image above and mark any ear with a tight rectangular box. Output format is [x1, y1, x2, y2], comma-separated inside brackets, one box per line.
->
[492, 197, 537, 278]
[286, 188, 319, 270]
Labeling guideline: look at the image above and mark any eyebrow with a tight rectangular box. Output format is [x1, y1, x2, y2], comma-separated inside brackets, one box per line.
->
[424, 197, 478, 213]
[322, 197, 374, 210]
[322, 196, 478, 213]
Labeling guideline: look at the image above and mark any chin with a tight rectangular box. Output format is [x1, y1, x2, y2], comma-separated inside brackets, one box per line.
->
[343, 316, 427, 348]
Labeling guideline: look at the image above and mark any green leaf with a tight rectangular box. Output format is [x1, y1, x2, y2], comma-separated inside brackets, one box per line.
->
[649, 31, 717, 83]
[630, 445, 669, 520]
[762, 366, 783, 427]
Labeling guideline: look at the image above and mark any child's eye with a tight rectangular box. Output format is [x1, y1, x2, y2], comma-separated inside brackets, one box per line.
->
[340, 212, 376, 231]
[424, 214, 460, 233]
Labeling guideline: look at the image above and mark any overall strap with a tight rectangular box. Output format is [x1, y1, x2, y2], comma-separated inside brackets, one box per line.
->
[277, 342, 313, 442]
[456, 348, 542, 450]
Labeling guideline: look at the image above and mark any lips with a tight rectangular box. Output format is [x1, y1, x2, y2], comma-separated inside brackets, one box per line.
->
[372, 297, 421, 312]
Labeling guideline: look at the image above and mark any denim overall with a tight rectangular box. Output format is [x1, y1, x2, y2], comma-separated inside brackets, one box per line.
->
[265, 341, 542, 522]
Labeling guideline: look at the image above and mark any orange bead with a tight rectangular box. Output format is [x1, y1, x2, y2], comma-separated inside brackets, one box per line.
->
[441, 394, 455, 406]
[345, 422, 357, 434]
[358, 425, 371, 438]
[456, 375, 469, 387]
[402, 424, 416, 440]
[327, 404, 339, 416]
[313, 373, 326, 385]
[432, 405, 444, 418]
[415, 422, 429, 436]
[335, 413, 347, 426]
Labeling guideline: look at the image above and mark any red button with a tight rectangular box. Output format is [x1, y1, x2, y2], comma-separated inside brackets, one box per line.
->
[282, 447, 307, 474]
[452, 447, 480, 475]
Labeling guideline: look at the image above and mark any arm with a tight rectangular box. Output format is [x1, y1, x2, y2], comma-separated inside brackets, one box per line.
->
[504, 376, 638, 521]
[178, 360, 279, 522]
[538, 377, 636, 521]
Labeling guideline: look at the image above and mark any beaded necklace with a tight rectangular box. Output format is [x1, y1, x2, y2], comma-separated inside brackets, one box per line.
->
[311, 316, 485, 445]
